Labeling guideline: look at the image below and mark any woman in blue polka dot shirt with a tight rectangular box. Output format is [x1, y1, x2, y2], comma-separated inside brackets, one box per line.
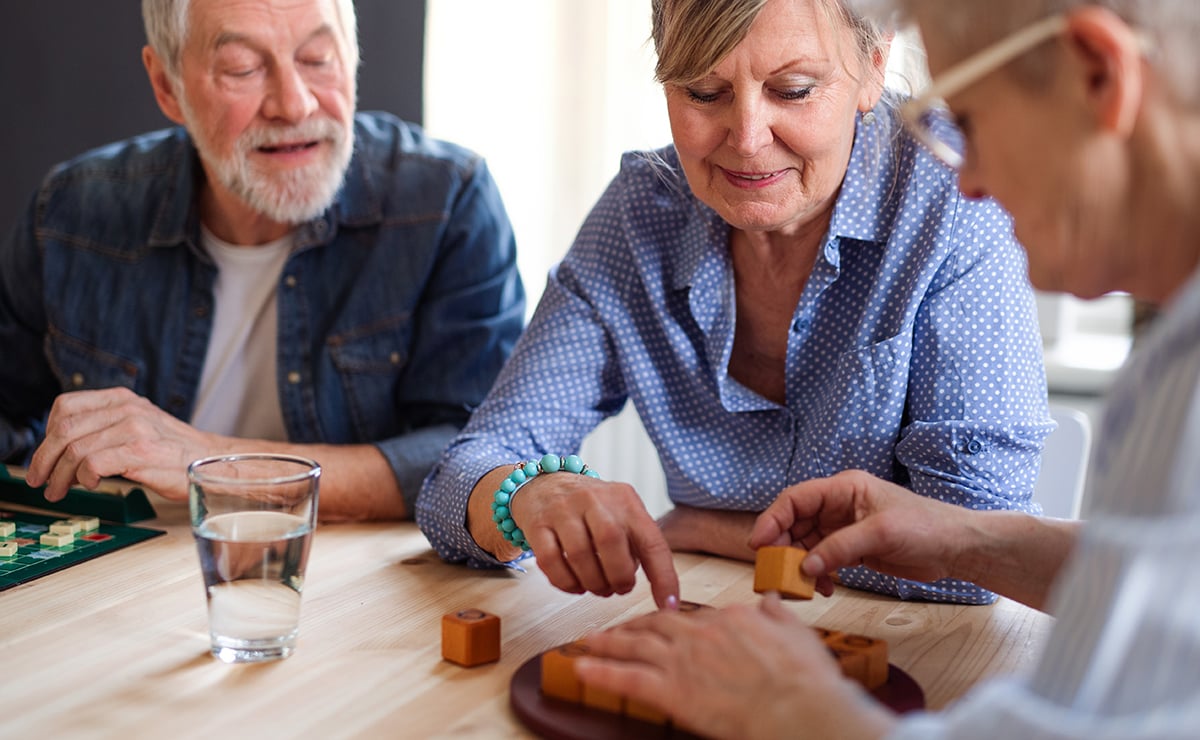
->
[416, 0, 1052, 606]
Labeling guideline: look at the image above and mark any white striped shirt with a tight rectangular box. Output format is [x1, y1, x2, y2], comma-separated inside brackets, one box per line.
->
[891, 267, 1200, 739]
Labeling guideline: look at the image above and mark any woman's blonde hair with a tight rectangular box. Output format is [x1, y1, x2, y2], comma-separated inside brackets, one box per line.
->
[650, 0, 888, 85]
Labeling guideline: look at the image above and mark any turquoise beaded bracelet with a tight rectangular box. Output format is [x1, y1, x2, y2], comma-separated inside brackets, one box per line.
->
[492, 453, 600, 552]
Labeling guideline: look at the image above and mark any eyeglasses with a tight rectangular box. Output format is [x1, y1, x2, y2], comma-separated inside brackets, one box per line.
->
[901, 14, 1069, 169]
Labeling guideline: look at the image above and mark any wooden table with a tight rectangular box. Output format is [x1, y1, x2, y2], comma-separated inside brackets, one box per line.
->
[0, 499, 1052, 738]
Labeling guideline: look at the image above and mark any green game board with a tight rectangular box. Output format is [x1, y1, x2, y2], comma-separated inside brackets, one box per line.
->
[0, 509, 164, 591]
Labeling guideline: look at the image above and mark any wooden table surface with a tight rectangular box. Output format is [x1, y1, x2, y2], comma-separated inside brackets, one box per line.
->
[0, 499, 1052, 738]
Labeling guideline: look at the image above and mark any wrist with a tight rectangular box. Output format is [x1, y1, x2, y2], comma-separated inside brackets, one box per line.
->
[491, 454, 599, 552]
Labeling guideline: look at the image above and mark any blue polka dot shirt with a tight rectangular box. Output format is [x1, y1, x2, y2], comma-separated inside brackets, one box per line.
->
[417, 104, 1053, 604]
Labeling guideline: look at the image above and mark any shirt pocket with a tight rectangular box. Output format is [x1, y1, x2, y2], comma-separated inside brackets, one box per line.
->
[45, 329, 143, 393]
[805, 330, 912, 476]
[326, 315, 410, 440]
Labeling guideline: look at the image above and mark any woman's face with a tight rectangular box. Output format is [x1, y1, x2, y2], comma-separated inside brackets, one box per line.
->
[664, 0, 884, 238]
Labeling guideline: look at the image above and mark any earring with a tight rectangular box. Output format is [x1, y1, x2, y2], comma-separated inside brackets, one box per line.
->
[861, 110, 877, 127]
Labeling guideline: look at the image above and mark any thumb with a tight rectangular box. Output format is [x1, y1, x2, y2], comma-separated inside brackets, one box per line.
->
[802, 520, 881, 576]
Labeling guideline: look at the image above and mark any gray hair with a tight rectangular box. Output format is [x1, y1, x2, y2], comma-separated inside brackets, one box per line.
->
[650, 0, 889, 85]
[142, 0, 360, 79]
[852, 0, 1200, 107]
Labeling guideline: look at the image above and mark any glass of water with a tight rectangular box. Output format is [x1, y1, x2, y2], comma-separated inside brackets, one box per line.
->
[188, 454, 320, 664]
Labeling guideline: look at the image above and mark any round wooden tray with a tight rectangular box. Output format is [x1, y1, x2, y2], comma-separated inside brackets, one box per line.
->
[510, 652, 924, 739]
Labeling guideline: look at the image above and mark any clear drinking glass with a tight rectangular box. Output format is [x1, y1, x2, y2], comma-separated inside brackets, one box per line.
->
[188, 454, 321, 664]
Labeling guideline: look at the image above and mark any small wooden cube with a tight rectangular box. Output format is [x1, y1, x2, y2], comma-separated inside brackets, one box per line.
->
[40, 532, 74, 547]
[69, 516, 100, 532]
[541, 641, 591, 703]
[582, 683, 623, 714]
[441, 608, 500, 667]
[50, 521, 81, 536]
[0, 521, 15, 537]
[753, 546, 815, 599]
[0, 541, 18, 557]
[828, 646, 869, 686]
[830, 633, 889, 690]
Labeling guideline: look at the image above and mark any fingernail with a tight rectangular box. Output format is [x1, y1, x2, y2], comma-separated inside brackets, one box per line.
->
[802, 553, 825, 576]
[665, 594, 679, 611]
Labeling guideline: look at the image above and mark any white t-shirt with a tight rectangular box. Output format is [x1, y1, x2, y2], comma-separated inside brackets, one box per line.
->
[190, 227, 292, 441]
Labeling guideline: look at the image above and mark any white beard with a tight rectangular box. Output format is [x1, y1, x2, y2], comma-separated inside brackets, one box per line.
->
[180, 96, 354, 225]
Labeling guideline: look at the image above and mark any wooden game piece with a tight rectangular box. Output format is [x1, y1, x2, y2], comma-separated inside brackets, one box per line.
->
[812, 626, 844, 644]
[0, 521, 14, 537]
[40, 532, 74, 547]
[829, 633, 889, 690]
[50, 521, 82, 536]
[540, 641, 592, 703]
[441, 608, 501, 667]
[828, 646, 870, 686]
[581, 683, 623, 714]
[753, 545, 815, 599]
[0, 541, 18, 557]
[69, 516, 100, 532]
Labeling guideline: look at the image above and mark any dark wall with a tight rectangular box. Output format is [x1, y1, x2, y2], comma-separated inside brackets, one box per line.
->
[0, 1, 425, 239]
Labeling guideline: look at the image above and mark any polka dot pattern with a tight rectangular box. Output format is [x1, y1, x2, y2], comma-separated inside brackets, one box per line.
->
[417, 106, 1053, 604]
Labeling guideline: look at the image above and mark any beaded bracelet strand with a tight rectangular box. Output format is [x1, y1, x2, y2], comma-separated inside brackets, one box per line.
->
[492, 453, 600, 552]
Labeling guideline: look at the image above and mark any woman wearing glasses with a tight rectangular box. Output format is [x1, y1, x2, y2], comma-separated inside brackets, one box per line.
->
[417, 0, 1050, 608]
[575, 2, 1200, 739]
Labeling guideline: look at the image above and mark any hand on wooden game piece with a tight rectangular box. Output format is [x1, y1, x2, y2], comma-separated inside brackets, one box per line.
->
[573, 592, 897, 740]
[749, 470, 981, 589]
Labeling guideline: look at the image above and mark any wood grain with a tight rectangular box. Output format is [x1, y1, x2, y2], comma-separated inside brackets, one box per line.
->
[0, 500, 1052, 738]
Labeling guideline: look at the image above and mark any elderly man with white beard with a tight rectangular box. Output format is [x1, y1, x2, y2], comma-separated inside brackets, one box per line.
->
[0, 0, 525, 521]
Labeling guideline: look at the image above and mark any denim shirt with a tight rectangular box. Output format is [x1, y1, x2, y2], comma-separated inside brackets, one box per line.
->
[418, 103, 1052, 603]
[0, 111, 526, 511]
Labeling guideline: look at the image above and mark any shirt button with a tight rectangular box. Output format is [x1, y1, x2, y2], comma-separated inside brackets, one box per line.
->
[791, 317, 810, 332]
[966, 439, 984, 454]
[287, 371, 302, 385]
[389, 352, 401, 365]
[285, 275, 298, 288]
[70, 373, 85, 388]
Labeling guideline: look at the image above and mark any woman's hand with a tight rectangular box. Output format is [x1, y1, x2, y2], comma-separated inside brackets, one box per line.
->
[468, 466, 680, 608]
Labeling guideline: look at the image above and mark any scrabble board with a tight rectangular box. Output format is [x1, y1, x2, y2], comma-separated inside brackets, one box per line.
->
[0, 509, 164, 591]
[0, 466, 157, 524]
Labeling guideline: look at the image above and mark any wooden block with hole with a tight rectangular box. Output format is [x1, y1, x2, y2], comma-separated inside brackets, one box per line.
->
[0, 521, 15, 537]
[829, 633, 889, 690]
[753, 545, 815, 599]
[0, 541, 18, 557]
[812, 626, 843, 644]
[440, 608, 500, 667]
[541, 640, 592, 703]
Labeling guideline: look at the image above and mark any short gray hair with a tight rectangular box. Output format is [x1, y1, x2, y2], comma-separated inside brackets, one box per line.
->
[142, 0, 360, 79]
[853, 0, 1200, 107]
